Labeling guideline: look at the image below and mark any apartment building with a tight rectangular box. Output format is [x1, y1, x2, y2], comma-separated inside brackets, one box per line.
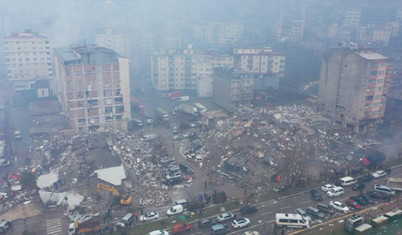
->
[4, 29, 52, 91]
[53, 45, 131, 134]
[95, 28, 130, 58]
[193, 22, 244, 45]
[233, 48, 285, 90]
[213, 68, 254, 113]
[318, 46, 392, 132]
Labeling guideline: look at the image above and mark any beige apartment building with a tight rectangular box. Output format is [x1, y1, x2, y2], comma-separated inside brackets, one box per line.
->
[53, 45, 131, 134]
[95, 28, 130, 58]
[318, 47, 392, 132]
[4, 29, 52, 91]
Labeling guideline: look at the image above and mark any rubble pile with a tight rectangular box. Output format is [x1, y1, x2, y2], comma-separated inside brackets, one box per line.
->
[178, 104, 376, 197]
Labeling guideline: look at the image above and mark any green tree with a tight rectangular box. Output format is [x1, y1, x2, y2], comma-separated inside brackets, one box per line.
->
[20, 170, 37, 189]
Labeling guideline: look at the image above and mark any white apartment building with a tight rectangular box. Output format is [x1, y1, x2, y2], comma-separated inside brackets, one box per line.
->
[95, 28, 130, 57]
[344, 9, 361, 26]
[4, 29, 52, 91]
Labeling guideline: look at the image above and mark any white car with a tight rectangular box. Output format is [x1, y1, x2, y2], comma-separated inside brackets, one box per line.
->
[139, 212, 159, 222]
[166, 172, 181, 180]
[232, 218, 250, 229]
[148, 230, 169, 235]
[330, 201, 350, 213]
[243, 232, 260, 235]
[372, 170, 387, 178]
[146, 118, 154, 124]
[217, 212, 236, 222]
[321, 184, 336, 192]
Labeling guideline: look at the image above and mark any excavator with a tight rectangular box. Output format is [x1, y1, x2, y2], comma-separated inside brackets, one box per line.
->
[97, 183, 132, 205]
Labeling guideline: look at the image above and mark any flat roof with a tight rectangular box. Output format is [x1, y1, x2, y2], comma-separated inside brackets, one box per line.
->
[54, 47, 80, 62]
[95, 165, 126, 186]
[356, 52, 387, 60]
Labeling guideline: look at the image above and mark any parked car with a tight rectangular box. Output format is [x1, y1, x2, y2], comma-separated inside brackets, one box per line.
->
[295, 208, 312, 223]
[167, 205, 184, 216]
[350, 196, 368, 206]
[327, 187, 344, 197]
[171, 223, 191, 234]
[310, 189, 323, 201]
[359, 193, 375, 204]
[345, 198, 362, 209]
[306, 206, 326, 219]
[148, 230, 169, 235]
[359, 174, 374, 182]
[139, 212, 159, 222]
[166, 172, 181, 180]
[217, 212, 236, 222]
[243, 232, 260, 235]
[146, 118, 154, 124]
[0, 220, 12, 233]
[241, 205, 257, 215]
[351, 182, 365, 191]
[330, 201, 349, 213]
[198, 218, 218, 228]
[373, 184, 395, 196]
[232, 218, 250, 229]
[211, 224, 230, 235]
[179, 163, 194, 175]
[372, 170, 387, 178]
[321, 184, 336, 192]
[366, 190, 390, 200]
[356, 194, 371, 205]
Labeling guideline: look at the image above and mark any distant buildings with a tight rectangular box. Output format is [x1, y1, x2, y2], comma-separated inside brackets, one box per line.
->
[4, 29, 52, 91]
[233, 48, 285, 90]
[95, 28, 130, 57]
[318, 46, 392, 132]
[213, 68, 254, 112]
[53, 45, 131, 134]
[193, 22, 244, 45]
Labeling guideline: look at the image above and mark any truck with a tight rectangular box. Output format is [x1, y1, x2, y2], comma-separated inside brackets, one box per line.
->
[68, 217, 101, 235]
[168, 91, 181, 100]
[387, 177, 402, 192]
[178, 96, 190, 102]
[156, 107, 169, 122]
[177, 104, 198, 116]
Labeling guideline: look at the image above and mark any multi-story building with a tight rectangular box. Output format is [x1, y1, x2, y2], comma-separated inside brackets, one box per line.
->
[213, 68, 254, 113]
[53, 45, 131, 134]
[4, 29, 52, 91]
[344, 9, 361, 26]
[318, 46, 392, 132]
[233, 48, 285, 90]
[193, 22, 244, 45]
[95, 28, 130, 58]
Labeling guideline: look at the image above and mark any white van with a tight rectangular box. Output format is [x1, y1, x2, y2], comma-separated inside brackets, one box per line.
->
[167, 204, 184, 216]
[327, 186, 344, 197]
[275, 213, 309, 229]
[122, 213, 134, 225]
[340, 176, 356, 186]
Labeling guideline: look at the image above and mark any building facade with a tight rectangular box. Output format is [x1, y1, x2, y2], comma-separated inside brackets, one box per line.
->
[53, 45, 131, 134]
[95, 28, 130, 58]
[318, 46, 392, 132]
[213, 68, 254, 113]
[233, 48, 285, 90]
[4, 30, 52, 91]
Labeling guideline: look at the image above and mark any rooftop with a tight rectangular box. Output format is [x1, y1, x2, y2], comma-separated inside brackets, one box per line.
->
[5, 29, 47, 40]
[356, 52, 387, 60]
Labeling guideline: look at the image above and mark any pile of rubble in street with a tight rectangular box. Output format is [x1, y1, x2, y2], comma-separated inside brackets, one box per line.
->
[176, 104, 380, 199]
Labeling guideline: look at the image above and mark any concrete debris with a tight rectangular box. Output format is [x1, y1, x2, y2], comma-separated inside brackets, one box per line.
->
[36, 170, 59, 189]
[39, 190, 84, 210]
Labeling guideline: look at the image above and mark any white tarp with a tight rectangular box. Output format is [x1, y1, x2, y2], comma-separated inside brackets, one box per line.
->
[94, 165, 126, 186]
[37, 171, 58, 189]
[39, 190, 84, 210]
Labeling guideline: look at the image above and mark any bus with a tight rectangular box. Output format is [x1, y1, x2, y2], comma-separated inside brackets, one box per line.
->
[194, 103, 207, 113]
[275, 213, 309, 229]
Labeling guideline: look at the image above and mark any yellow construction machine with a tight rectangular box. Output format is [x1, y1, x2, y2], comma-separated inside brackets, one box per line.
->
[97, 183, 132, 205]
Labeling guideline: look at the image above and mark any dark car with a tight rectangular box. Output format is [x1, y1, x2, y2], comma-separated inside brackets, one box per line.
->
[179, 163, 194, 175]
[351, 182, 365, 190]
[306, 206, 326, 219]
[366, 190, 390, 200]
[163, 176, 182, 186]
[359, 193, 375, 204]
[357, 194, 372, 205]
[310, 189, 323, 201]
[350, 196, 368, 206]
[240, 205, 257, 215]
[198, 218, 218, 228]
[360, 174, 374, 182]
